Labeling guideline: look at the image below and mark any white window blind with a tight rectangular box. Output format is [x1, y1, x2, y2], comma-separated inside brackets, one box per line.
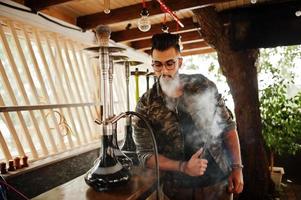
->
[0, 17, 103, 163]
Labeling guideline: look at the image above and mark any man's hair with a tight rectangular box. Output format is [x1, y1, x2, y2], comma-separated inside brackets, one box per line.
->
[151, 33, 181, 53]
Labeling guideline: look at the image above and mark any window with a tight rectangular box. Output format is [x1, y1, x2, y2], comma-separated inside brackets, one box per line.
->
[0, 17, 101, 162]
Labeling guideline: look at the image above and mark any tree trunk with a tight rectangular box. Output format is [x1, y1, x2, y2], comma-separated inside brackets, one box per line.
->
[217, 49, 271, 200]
[194, 7, 272, 199]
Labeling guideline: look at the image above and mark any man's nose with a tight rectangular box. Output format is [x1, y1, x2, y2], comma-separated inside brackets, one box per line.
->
[161, 65, 169, 74]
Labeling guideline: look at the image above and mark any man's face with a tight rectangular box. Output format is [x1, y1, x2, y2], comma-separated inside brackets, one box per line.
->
[151, 47, 183, 81]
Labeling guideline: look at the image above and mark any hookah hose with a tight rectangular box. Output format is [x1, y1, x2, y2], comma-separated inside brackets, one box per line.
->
[111, 111, 160, 200]
[0, 175, 29, 200]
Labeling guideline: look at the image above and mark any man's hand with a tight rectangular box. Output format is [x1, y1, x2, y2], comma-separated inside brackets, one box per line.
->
[184, 148, 208, 176]
[228, 168, 244, 194]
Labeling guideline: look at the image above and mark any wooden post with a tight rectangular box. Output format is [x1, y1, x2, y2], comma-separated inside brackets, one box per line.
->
[76, 43, 99, 116]
[41, 31, 83, 146]
[0, 22, 41, 158]
[0, 129, 12, 161]
[194, 7, 271, 199]
[0, 59, 37, 158]
[30, 28, 67, 151]
[61, 39, 93, 141]
[8, 21, 54, 156]
[0, 95, 25, 157]
[51, 33, 88, 144]
[32, 29, 73, 150]
[77, 44, 100, 127]
[69, 42, 96, 137]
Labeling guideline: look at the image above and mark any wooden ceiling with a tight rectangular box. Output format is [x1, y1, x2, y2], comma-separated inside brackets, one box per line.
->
[10, 0, 294, 56]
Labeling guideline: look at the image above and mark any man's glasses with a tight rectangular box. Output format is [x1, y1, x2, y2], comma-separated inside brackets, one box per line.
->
[151, 57, 182, 72]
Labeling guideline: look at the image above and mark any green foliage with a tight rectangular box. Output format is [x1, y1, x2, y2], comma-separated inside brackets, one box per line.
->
[259, 46, 301, 157]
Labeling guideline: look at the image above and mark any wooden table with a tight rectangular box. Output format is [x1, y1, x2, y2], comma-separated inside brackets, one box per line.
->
[33, 167, 157, 200]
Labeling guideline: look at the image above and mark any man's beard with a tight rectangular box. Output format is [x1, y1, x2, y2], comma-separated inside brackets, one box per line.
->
[159, 73, 181, 97]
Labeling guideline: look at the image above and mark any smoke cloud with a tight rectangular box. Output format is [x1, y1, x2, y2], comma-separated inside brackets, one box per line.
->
[187, 88, 225, 141]
[161, 74, 226, 148]
[159, 73, 181, 98]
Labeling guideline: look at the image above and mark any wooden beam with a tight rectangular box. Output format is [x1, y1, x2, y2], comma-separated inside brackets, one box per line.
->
[181, 48, 215, 56]
[182, 41, 209, 50]
[221, 0, 301, 50]
[131, 31, 202, 50]
[144, 41, 209, 54]
[41, 8, 76, 25]
[111, 18, 199, 43]
[25, 0, 73, 11]
[77, 0, 232, 30]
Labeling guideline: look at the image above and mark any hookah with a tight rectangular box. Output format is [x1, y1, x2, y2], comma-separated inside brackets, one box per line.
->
[108, 54, 133, 170]
[84, 25, 131, 191]
[84, 25, 161, 199]
[130, 67, 147, 104]
[92, 54, 133, 169]
[115, 60, 143, 166]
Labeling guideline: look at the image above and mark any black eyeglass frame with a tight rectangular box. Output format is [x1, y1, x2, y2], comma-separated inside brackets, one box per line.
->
[151, 57, 182, 72]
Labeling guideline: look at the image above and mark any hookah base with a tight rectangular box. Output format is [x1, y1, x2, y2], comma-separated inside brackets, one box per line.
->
[116, 156, 133, 170]
[84, 168, 131, 192]
[123, 151, 139, 166]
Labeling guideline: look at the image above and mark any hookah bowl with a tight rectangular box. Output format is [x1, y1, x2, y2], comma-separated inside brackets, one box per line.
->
[84, 131, 131, 192]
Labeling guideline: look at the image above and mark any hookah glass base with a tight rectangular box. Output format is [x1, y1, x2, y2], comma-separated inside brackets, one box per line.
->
[84, 163, 131, 192]
[85, 135, 131, 192]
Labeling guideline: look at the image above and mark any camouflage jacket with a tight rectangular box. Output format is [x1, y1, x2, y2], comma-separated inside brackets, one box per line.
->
[133, 74, 236, 185]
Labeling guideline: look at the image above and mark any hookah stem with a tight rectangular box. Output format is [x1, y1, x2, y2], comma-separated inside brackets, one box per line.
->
[135, 68, 139, 104]
[109, 56, 114, 117]
[124, 62, 132, 151]
[125, 61, 130, 111]
[100, 46, 109, 121]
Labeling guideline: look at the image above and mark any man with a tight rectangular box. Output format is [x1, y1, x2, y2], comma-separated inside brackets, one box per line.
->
[133, 33, 243, 200]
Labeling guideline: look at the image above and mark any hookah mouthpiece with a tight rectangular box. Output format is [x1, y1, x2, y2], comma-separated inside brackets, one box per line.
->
[95, 25, 111, 46]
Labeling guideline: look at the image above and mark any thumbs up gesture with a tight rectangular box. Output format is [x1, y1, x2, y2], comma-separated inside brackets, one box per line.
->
[184, 148, 208, 176]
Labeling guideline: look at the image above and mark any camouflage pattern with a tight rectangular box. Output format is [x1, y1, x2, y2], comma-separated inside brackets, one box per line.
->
[133, 74, 236, 186]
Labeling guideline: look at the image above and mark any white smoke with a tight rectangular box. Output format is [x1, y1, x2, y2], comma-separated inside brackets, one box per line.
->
[159, 73, 181, 98]
[184, 87, 226, 147]
[160, 74, 227, 147]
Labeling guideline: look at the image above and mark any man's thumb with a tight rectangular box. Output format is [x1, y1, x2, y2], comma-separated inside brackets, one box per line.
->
[192, 148, 203, 158]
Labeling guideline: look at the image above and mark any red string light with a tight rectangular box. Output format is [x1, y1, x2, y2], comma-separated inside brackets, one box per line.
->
[142, 0, 146, 8]
[155, 0, 184, 28]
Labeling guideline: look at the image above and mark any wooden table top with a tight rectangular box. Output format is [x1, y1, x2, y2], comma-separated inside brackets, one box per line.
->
[33, 167, 157, 200]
